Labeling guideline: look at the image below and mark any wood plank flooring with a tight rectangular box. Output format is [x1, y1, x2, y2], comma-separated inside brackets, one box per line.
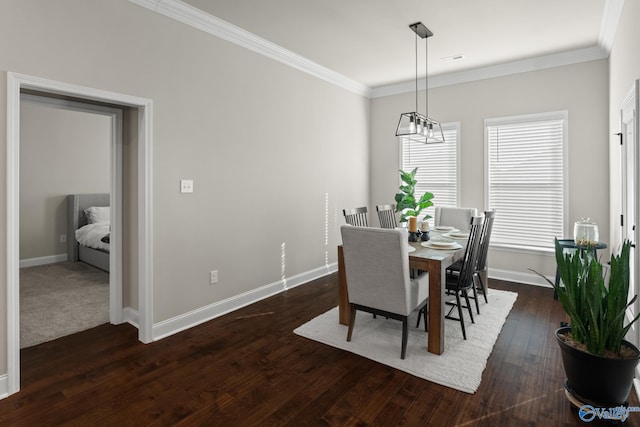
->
[2, 274, 639, 426]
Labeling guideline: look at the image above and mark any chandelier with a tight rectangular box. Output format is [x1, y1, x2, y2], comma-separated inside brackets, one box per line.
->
[395, 22, 444, 144]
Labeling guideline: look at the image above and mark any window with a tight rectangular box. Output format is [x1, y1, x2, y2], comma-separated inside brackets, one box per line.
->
[400, 122, 459, 224]
[485, 111, 567, 251]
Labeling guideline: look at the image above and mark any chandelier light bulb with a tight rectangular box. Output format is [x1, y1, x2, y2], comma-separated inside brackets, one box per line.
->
[409, 115, 416, 133]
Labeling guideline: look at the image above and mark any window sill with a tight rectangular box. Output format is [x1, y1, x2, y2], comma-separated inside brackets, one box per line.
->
[489, 244, 555, 257]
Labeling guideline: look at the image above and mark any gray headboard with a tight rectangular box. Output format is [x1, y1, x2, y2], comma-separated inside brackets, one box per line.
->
[66, 193, 109, 261]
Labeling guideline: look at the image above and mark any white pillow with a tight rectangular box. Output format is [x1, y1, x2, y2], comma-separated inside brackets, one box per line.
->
[84, 206, 110, 224]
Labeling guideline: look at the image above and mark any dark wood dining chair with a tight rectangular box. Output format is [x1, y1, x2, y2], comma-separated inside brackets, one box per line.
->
[447, 209, 495, 306]
[375, 204, 398, 229]
[340, 225, 429, 359]
[472, 210, 495, 303]
[444, 215, 484, 340]
[343, 207, 368, 227]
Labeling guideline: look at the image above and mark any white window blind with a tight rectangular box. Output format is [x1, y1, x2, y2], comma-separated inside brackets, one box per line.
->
[400, 123, 459, 224]
[485, 112, 567, 251]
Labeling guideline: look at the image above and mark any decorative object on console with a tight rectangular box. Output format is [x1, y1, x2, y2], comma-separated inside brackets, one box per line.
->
[573, 217, 599, 246]
[395, 22, 444, 144]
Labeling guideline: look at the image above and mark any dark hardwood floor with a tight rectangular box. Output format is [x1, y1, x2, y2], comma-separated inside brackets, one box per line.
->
[2, 274, 639, 426]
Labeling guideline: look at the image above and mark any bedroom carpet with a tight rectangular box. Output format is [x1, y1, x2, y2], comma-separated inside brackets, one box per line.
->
[20, 262, 109, 349]
[294, 289, 518, 394]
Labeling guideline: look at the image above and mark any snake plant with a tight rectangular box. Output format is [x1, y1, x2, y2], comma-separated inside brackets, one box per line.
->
[533, 239, 639, 356]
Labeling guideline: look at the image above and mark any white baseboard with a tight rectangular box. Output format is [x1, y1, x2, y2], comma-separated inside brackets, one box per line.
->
[152, 262, 337, 341]
[123, 306, 139, 329]
[0, 374, 7, 399]
[20, 253, 68, 269]
[488, 267, 553, 288]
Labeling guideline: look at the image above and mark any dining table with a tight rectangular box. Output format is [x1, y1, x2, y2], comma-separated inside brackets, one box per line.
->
[337, 227, 468, 355]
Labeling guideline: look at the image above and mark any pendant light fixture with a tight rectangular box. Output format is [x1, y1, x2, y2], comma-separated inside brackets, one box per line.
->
[395, 22, 444, 144]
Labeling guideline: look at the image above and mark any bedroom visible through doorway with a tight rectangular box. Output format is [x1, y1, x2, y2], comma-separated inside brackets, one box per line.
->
[19, 94, 115, 348]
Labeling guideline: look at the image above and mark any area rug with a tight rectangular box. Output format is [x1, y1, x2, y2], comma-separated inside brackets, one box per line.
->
[294, 289, 517, 393]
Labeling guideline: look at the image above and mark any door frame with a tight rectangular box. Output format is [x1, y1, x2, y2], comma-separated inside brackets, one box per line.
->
[620, 79, 640, 362]
[6, 72, 154, 396]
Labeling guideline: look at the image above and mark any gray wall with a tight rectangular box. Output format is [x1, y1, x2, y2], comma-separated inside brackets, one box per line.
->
[19, 98, 110, 260]
[370, 59, 609, 283]
[608, 0, 640, 250]
[0, 0, 370, 374]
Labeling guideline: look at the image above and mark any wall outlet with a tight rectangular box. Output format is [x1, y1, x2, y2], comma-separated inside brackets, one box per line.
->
[60, 234, 67, 243]
[209, 270, 218, 284]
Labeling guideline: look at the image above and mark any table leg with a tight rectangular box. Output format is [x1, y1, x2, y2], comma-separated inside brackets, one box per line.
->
[427, 259, 445, 355]
[337, 245, 349, 325]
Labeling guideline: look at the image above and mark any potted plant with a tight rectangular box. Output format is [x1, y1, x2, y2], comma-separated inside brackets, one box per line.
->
[533, 239, 640, 408]
[394, 167, 434, 228]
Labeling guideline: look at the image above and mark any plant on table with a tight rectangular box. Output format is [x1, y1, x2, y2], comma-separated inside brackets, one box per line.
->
[394, 168, 434, 224]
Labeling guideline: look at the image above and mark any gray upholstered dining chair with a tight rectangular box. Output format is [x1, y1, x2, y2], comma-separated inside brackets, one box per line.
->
[342, 207, 369, 227]
[375, 204, 398, 229]
[340, 225, 429, 359]
[434, 206, 478, 231]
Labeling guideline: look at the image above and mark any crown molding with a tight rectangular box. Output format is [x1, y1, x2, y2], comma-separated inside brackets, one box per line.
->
[599, 0, 625, 53]
[128, 0, 372, 97]
[130, 0, 616, 101]
[370, 46, 609, 99]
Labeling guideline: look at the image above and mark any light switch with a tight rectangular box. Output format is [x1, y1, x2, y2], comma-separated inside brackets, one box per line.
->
[180, 179, 194, 193]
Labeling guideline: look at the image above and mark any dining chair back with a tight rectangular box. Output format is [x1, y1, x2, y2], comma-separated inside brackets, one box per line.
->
[445, 215, 484, 340]
[474, 210, 496, 302]
[343, 207, 369, 227]
[376, 204, 398, 229]
[434, 206, 477, 231]
[340, 225, 429, 359]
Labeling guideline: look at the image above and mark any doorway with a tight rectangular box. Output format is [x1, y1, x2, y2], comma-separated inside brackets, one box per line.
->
[6, 72, 154, 397]
[19, 94, 116, 348]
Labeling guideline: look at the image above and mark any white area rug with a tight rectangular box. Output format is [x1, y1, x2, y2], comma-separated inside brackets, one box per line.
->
[294, 289, 518, 393]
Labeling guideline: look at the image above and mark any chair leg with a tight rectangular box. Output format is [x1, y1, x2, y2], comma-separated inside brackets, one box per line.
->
[401, 317, 408, 359]
[463, 290, 475, 324]
[476, 273, 488, 303]
[423, 306, 428, 332]
[471, 280, 480, 315]
[346, 305, 356, 342]
[456, 293, 467, 340]
[415, 306, 429, 332]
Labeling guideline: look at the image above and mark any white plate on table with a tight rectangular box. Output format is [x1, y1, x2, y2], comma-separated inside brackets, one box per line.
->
[434, 225, 455, 231]
[421, 240, 462, 250]
[407, 246, 416, 253]
[446, 231, 469, 239]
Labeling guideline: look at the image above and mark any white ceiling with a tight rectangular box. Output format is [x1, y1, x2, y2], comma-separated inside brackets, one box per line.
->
[181, 0, 611, 89]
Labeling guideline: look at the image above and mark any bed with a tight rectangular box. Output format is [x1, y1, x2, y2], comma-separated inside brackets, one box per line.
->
[67, 193, 110, 272]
